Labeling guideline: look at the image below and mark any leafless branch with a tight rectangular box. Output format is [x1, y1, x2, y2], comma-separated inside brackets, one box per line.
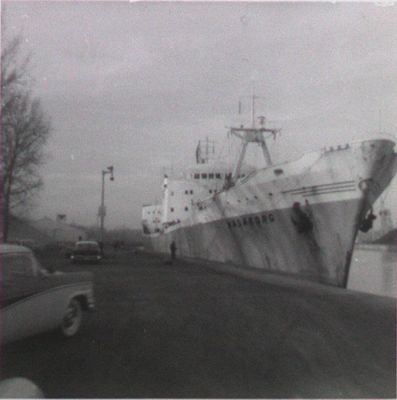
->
[1, 33, 51, 240]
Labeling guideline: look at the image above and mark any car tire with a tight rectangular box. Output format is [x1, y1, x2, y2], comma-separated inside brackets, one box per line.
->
[61, 298, 83, 337]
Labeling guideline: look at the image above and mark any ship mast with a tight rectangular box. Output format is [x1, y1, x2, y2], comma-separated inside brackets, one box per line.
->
[230, 95, 279, 181]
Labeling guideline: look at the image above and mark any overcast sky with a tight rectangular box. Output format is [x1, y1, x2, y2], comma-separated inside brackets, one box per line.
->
[3, 1, 397, 229]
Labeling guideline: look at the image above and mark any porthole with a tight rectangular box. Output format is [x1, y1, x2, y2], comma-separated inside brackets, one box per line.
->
[274, 169, 283, 176]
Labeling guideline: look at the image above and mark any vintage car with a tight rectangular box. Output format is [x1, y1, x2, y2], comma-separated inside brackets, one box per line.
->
[1, 244, 95, 344]
[70, 240, 102, 264]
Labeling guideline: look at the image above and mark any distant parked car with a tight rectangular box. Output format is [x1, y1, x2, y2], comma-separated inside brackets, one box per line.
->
[71, 241, 102, 264]
[1, 244, 95, 344]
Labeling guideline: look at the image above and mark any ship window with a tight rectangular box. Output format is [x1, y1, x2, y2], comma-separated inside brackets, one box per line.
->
[185, 190, 188, 194]
[255, 216, 261, 225]
[194, 173, 200, 179]
[248, 217, 253, 225]
[190, 190, 193, 194]
[261, 214, 267, 223]
[269, 213, 275, 222]
[243, 218, 247, 225]
[170, 207, 174, 212]
[227, 222, 231, 228]
[209, 190, 212, 194]
[164, 184, 167, 188]
[232, 220, 236, 227]
[216, 173, 221, 179]
[236, 220, 242, 227]
[171, 191, 174, 196]
[201, 173, 207, 179]
[209, 173, 214, 179]
[185, 207, 189, 211]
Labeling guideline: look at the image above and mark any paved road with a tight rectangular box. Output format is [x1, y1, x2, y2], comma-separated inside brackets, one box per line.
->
[1, 250, 395, 398]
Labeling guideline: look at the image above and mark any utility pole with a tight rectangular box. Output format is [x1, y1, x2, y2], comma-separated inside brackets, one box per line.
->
[98, 165, 114, 244]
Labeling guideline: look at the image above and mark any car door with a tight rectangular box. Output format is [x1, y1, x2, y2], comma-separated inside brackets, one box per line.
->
[1, 252, 54, 343]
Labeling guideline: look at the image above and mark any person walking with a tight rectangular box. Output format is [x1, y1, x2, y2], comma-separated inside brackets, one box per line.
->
[170, 241, 177, 262]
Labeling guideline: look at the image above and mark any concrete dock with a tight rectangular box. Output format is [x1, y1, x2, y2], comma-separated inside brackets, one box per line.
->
[2, 250, 395, 398]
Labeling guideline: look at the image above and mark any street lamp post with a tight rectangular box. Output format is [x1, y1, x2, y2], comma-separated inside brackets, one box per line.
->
[98, 165, 114, 244]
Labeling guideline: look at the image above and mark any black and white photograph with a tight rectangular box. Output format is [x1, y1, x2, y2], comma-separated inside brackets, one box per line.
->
[1, 1, 396, 398]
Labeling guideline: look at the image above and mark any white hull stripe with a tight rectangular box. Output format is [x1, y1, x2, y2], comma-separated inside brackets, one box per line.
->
[302, 187, 357, 197]
[282, 180, 356, 196]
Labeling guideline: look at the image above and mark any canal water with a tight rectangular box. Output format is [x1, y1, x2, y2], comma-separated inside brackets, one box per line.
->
[348, 246, 396, 298]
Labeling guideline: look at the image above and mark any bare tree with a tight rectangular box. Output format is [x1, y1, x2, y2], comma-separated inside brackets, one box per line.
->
[1, 35, 51, 241]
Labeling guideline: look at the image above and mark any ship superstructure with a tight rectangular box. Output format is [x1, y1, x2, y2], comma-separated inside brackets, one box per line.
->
[142, 97, 397, 287]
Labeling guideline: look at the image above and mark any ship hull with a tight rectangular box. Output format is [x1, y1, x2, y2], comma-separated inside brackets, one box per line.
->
[144, 198, 362, 286]
[143, 139, 397, 287]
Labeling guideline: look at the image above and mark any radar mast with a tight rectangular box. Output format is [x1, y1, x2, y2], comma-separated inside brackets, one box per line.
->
[229, 94, 280, 181]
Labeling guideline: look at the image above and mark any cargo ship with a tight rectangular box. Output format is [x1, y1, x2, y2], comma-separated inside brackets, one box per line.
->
[142, 97, 397, 287]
